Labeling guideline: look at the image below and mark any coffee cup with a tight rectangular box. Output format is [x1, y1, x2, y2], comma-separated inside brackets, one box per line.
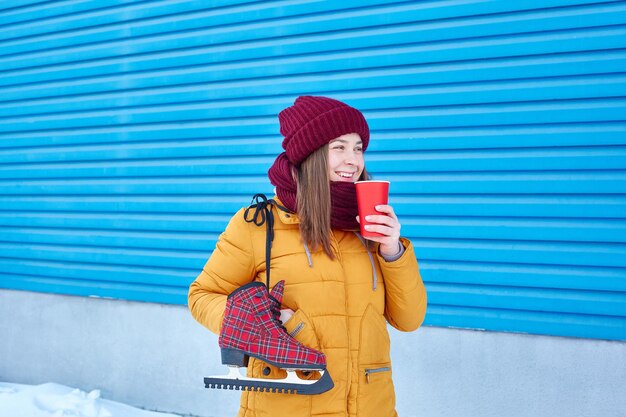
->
[355, 180, 390, 238]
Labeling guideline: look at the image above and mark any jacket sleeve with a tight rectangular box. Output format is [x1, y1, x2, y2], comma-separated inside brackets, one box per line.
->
[188, 208, 257, 335]
[377, 237, 427, 332]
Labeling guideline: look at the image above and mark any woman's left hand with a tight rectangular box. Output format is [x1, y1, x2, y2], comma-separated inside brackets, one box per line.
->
[356, 204, 402, 257]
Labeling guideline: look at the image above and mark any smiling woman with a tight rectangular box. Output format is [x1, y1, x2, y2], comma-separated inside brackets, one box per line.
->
[328, 133, 365, 183]
[188, 96, 427, 417]
[293, 129, 370, 259]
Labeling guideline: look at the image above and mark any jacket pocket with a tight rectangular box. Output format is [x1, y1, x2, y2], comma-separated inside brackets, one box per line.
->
[282, 309, 321, 381]
[357, 362, 394, 417]
[248, 308, 321, 381]
[248, 309, 318, 417]
[364, 365, 392, 384]
[358, 304, 391, 364]
[283, 308, 321, 351]
[357, 304, 396, 417]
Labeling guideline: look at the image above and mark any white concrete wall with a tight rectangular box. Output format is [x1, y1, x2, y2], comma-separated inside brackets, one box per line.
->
[1, 289, 624, 417]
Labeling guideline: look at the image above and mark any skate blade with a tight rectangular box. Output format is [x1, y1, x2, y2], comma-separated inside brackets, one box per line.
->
[204, 366, 334, 395]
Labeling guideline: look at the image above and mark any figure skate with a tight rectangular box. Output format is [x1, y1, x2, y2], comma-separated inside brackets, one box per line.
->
[203, 280, 334, 395]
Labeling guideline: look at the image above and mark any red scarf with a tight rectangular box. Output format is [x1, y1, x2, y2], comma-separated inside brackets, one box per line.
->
[268, 153, 359, 230]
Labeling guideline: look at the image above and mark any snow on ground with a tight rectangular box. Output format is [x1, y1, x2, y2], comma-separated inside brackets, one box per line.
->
[0, 382, 181, 417]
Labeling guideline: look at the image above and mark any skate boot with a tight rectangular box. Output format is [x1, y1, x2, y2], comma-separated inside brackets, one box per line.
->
[203, 280, 334, 395]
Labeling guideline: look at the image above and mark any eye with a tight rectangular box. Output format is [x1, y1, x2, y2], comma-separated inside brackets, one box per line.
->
[332, 145, 344, 150]
[355, 146, 363, 152]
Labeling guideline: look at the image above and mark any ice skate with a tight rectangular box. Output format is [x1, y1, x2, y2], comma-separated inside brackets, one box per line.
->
[203, 280, 334, 395]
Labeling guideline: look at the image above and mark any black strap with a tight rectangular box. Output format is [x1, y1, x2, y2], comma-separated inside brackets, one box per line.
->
[243, 194, 291, 288]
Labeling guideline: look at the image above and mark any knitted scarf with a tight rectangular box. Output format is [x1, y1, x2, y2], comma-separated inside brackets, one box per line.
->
[268, 152, 359, 231]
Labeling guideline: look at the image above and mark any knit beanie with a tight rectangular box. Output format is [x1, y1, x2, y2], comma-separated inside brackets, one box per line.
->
[279, 96, 370, 166]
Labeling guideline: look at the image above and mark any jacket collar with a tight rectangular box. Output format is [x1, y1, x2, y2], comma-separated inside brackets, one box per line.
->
[272, 196, 300, 225]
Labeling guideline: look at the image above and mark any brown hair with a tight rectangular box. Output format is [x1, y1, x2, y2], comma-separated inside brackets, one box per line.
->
[296, 144, 369, 258]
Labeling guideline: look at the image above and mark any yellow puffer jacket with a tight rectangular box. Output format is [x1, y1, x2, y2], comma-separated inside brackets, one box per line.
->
[188, 200, 427, 417]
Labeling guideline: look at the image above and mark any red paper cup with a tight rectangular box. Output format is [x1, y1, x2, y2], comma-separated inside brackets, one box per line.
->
[355, 180, 390, 238]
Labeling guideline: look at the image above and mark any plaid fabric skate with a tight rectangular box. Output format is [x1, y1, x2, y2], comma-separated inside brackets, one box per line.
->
[219, 280, 325, 369]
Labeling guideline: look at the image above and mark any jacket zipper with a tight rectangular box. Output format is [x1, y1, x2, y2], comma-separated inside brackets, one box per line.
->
[364, 366, 391, 383]
[288, 322, 305, 338]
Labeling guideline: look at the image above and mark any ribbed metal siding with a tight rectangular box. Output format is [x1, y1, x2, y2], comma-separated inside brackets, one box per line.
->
[1, 0, 625, 340]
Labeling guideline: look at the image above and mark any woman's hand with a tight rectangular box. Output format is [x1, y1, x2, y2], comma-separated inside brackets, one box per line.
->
[279, 308, 294, 325]
[356, 204, 402, 257]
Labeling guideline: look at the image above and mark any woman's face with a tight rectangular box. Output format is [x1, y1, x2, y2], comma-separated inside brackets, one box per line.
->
[327, 133, 365, 183]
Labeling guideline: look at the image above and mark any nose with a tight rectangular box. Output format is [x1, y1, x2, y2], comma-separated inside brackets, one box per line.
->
[345, 150, 358, 166]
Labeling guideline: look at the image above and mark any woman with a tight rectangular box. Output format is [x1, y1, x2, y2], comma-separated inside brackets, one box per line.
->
[188, 96, 427, 417]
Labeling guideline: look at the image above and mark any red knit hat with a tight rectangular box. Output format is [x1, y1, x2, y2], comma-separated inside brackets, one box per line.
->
[279, 96, 370, 166]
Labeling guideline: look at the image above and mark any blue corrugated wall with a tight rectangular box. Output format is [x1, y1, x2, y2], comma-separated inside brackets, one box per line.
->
[1, 0, 625, 341]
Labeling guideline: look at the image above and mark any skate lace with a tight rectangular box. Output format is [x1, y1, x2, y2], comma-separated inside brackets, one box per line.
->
[269, 295, 287, 333]
[244, 194, 292, 289]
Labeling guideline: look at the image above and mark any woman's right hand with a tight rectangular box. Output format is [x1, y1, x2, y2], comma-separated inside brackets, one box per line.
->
[279, 308, 294, 324]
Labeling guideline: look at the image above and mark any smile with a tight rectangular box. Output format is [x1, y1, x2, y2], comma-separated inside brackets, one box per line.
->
[336, 171, 355, 179]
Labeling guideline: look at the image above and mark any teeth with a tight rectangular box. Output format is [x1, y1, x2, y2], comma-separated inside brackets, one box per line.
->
[338, 172, 353, 178]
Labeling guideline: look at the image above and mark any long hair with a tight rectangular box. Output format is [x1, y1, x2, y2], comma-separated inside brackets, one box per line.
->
[296, 144, 369, 258]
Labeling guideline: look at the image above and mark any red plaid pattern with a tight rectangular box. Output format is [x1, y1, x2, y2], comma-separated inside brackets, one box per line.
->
[269, 280, 284, 304]
[219, 280, 326, 368]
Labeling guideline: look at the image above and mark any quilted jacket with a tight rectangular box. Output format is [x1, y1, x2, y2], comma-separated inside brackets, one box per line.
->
[188, 199, 427, 417]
